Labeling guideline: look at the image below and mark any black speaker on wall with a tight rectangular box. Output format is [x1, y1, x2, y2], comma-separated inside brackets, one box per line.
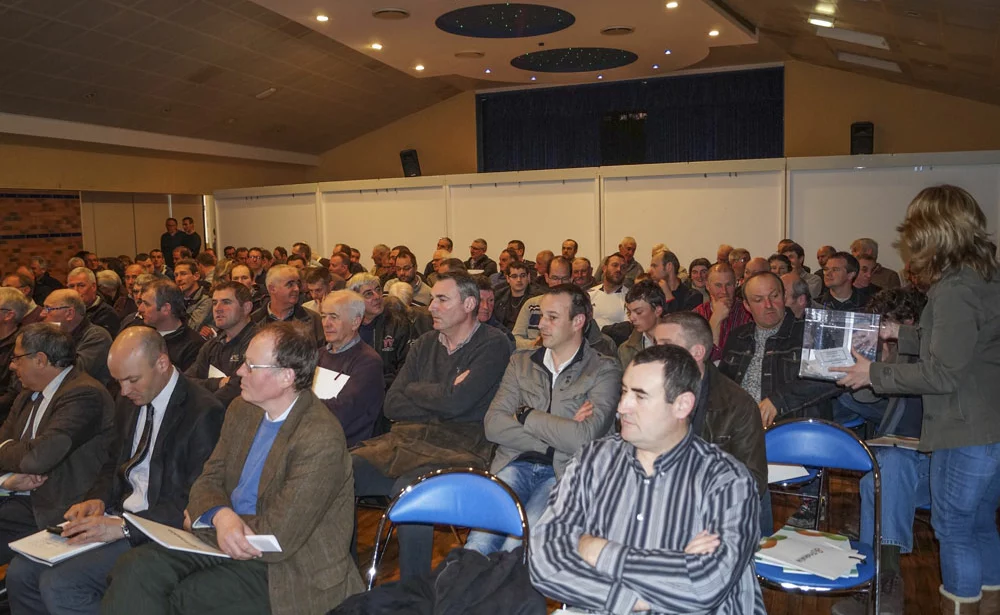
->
[850, 121, 874, 155]
[400, 149, 422, 177]
[600, 111, 647, 166]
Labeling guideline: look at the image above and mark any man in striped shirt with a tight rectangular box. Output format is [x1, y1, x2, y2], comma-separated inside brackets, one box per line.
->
[529, 344, 764, 614]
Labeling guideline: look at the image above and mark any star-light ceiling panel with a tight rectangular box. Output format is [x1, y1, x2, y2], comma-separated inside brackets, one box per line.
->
[435, 4, 575, 38]
[511, 47, 639, 72]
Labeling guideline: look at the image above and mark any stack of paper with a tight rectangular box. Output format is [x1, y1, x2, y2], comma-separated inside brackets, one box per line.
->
[9, 525, 106, 566]
[755, 526, 865, 580]
[124, 513, 281, 557]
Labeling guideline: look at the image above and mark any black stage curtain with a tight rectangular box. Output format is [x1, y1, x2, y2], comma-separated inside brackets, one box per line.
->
[477, 66, 784, 172]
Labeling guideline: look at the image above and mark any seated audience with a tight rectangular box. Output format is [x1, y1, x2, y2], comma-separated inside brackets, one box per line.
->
[475, 275, 515, 345]
[103, 322, 364, 614]
[383, 250, 432, 307]
[467, 283, 621, 556]
[494, 261, 538, 331]
[687, 257, 711, 304]
[0, 323, 114, 565]
[561, 239, 578, 260]
[694, 263, 752, 361]
[137, 280, 205, 371]
[618, 280, 666, 368]
[317, 290, 385, 447]
[370, 243, 391, 279]
[301, 266, 333, 313]
[781, 271, 814, 319]
[251, 264, 324, 346]
[490, 248, 519, 288]
[854, 253, 883, 298]
[529, 344, 764, 613]
[67, 266, 121, 337]
[424, 248, 451, 286]
[347, 273, 413, 390]
[768, 253, 792, 275]
[649, 249, 702, 312]
[173, 259, 212, 336]
[7, 327, 224, 614]
[332, 243, 366, 275]
[328, 251, 352, 281]
[185, 281, 258, 408]
[43, 289, 113, 386]
[0, 288, 30, 416]
[118, 264, 144, 319]
[595, 237, 641, 287]
[571, 257, 596, 289]
[2, 272, 43, 325]
[506, 240, 535, 277]
[728, 247, 750, 281]
[717, 243, 734, 264]
[196, 252, 217, 285]
[533, 249, 554, 283]
[588, 253, 628, 329]
[28, 257, 63, 305]
[352, 272, 512, 580]
[782, 241, 823, 299]
[851, 237, 901, 290]
[465, 238, 498, 277]
[818, 251, 871, 311]
[149, 249, 172, 279]
[744, 256, 770, 280]
[816, 244, 836, 272]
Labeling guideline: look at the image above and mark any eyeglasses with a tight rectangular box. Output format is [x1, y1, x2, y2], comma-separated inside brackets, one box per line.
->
[41, 305, 70, 313]
[242, 361, 285, 373]
[10, 351, 37, 361]
[549, 274, 572, 283]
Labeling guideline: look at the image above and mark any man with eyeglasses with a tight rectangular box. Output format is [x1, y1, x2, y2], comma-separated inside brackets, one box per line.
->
[103, 322, 364, 614]
[186, 282, 259, 408]
[383, 250, 432, 307]
[464, 238, 498, 277]
[6, 326, 223, 614]
[246, 247, 267, 288]
[0, 322, 114, 566]
[250, 264, 324, 347]
[317, 291, 385, 447]
[43, 289, 113, 386]
[347, 274, 412, 392]
[588, 253, 629, 329]
[494, 261, 539, 331]
[728, 248, 751, 284]
[0, 287, 31, 415]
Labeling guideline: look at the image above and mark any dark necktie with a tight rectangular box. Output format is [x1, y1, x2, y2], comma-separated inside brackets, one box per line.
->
[21, 393, 44, 441]
[119, 404, 155, 498]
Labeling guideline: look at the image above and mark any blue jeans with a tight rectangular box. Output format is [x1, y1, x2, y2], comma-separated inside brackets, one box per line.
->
[930, 443, 1000, 598]
[464, 461, 556, 556]
[860, 446, 930, 554]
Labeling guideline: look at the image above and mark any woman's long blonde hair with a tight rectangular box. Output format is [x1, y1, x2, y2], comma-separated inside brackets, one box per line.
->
[898, 184, 998, 287]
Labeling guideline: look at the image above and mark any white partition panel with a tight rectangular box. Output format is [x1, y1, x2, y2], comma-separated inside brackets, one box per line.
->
[788, 164, 1000, 272]
[320, 186, 447, 266]
[216, 192, 318, 253]
[448, 179, 600, 264]
[603, 171, 784, 269]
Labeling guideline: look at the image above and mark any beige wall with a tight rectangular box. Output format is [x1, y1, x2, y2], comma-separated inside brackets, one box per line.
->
[784, 60, 1000, 157]
[0, 134, 311, 194]
[309, 91, 478, 182]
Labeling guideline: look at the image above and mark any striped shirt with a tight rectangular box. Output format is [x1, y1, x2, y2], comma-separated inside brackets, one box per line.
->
[695, 301, 753, 362]
[529, 430, 764, 614]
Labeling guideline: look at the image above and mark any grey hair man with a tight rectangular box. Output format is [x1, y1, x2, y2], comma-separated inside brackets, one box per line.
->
[850, 237, 901, 290]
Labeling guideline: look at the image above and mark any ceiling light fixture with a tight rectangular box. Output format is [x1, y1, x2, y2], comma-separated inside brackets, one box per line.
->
[315, 15, 329, 22]
[484, 68, 491, 74]
[255, 87, 277, 100]
[652, 64, 660, 69]
[808, 15, 834, 27]
[837, 51, 901, 73]
[414, 64, 425, 71]
[814, 3, 836, 15]
[597, 74, 604, 80]
[666, 1, 679, 8]
[664, 49, 672, 54]
[372, 8, 410, 20]
[817, 26, 890, 50]
[530, 76, 537, 81]
[708, 29, 719, 37]
[370, 43, 383, 50]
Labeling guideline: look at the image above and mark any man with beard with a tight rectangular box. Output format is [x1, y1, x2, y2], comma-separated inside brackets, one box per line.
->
[588, 253, 628, 329]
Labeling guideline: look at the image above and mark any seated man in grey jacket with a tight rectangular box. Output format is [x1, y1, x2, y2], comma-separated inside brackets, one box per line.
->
[466, 284, 622, 555]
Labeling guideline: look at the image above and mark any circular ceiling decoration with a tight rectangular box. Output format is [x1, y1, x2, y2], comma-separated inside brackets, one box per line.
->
[510, 47, 638, 73]
[435, 4, 575, 38]
[372, 8, 410, 20]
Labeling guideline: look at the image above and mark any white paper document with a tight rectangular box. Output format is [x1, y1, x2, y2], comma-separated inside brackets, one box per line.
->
[312, 366, 350, 400]
[124, 513, 281, 557]
[9, 524, 106, 566]
[767, 464, 812, 484]
[755, 526, 864, 580]
[208, 364, 226, 379]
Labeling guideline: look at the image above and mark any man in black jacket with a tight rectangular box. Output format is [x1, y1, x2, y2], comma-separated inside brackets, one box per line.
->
[136, 280, 205, 371]
[464, 238, 498, 277]
[185, 281, 257, 408]
[28, 257, 63, 305]
[67, 267, 120, 338]
[6, 326, 224, 613]
[0, 323, 114, 564]
[493, 262, 538, 331]
[348, 273, 412, 390]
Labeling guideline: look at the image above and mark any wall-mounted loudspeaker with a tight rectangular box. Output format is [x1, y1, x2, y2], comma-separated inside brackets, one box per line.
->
[400, 149, 422, 177]
[850, 122, 874, 155]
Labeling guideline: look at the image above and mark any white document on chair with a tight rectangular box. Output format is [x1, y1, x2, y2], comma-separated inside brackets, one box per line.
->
[767, 464, 811, 484]
[312, 366, 350, 400]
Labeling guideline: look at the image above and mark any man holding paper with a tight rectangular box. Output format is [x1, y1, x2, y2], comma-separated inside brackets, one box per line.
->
[0, 323, 114, 565]
[103, 322, 363, 615]
[6, 326, 224, 615]
[316, 290, 385, 446]
[185, 281, 258, 408]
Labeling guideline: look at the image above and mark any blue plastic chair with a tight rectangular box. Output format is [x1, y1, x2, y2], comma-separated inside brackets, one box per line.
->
[365, 467, 530, 590]
[758, 419, 882, 614]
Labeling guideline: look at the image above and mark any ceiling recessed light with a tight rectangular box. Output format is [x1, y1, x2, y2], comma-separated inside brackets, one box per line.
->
[414, 64, 425, 71]
[652, 64, 660, 69]
[370, 43, 383, 50]
[597, 74, 604, 80]
[372, 8, 410, 20]
[484, 68, 491, 74]
[815, 3, 836, 15]
[315, 15, 329, 22]
[664, 49, 672, 55]
[666, 1, 679, 8]
[530, 76, 536, 81]
[708, 29, 719, 37]
[808, 15, 834, 27]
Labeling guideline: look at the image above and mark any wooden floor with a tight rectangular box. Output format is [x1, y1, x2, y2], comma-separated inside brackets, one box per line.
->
[356, 473, 948, 614]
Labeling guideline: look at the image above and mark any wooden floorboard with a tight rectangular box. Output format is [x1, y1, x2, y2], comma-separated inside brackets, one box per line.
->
[356, 473, 950, 613]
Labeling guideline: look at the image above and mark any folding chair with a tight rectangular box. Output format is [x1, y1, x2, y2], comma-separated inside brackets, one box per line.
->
[365, 467, 530, 590]
[757, 419, 882, 614]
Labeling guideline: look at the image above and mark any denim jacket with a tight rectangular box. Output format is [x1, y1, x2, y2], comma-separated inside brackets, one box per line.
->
[719, 309, 839, 420]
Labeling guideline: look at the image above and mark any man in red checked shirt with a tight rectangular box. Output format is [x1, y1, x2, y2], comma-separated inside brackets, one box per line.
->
[694, 263, 751, 362]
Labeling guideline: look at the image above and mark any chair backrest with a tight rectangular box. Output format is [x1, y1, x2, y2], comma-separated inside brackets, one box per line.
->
[765, 418, 875, 472]
[386, 468, 527, 537]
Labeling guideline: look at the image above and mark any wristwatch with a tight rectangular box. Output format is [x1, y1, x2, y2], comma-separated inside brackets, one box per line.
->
[120, 518, 131, 542]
